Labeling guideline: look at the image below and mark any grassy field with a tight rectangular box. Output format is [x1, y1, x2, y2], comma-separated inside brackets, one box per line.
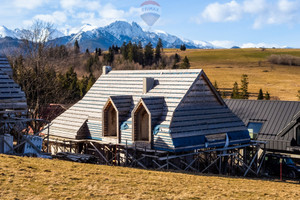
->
[165, 48, 300, 101]
[0, 154, 300, 200]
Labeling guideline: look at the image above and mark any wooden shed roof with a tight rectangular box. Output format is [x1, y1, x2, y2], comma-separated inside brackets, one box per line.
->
[225, 99, 300, 141]
[0, 56, 27, 119]
[0, 55, 13, 77]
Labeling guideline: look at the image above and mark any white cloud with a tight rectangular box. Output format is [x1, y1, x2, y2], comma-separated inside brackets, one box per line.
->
[243, 0, 267, 14]
[201, 1, 242, 22]
[18, 1, 148, 33]
[241, 42, 286, 48]
[209, 40, 235, 48]
[33, 11, 67, 25]
[195, 0, 300, 28]
[278, 0, 297, 12]
[99, 4, 125, 19]
[77, 4, 140, 27]
[13, 0, 47, 9]
[72, 12, 95, 20]
[60, 0, 101, 11]
[127, 7, 142, 16]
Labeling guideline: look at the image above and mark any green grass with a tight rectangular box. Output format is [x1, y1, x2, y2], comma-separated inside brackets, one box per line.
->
[165, 48, 300, 101]
[0, 154, 300, 200]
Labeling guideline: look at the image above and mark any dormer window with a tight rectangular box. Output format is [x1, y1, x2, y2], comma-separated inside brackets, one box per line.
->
[102, 96, 132, 143]
[103, 101, 117, 137]
[133, 102, 151, 142]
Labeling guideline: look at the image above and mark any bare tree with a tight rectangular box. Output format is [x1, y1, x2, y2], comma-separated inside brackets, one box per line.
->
[12, 20, 67, 132]
[20, 20, 54, 70]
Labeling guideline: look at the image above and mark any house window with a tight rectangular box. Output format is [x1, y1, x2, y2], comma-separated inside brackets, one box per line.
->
[296, 126, 300, 146]
[247, 122, 263, 139]
[247, 122, 263, 134]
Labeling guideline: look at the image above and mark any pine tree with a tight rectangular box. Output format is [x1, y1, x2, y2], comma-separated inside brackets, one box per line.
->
[74, 40, 80, 54]
[94, 52, 99, 63]
[87, 73, 96, 91]
[258, 89, 264, 100]
[174, 53, 180, 63]
[155, 43, 161, 63]
[180, 44, 186, 51]
[120, 42, 128, 60]
[265, 91, 271, 100]
[137, 42, 144, 65]
[64, 67, 80, 100]
[128, 42, 134, 62]
[85, 48, 90, 55]
[79, 76, 89, 97]
[98, 48, 102, 56]
[214, 80, 220, 94]
[180, 56, 190, 69]
[157, 38, 163, 51]
[240, 74, 249, 99]
[231, 82, 240, 99]
[132, 44, 138, 63]
[144, 42, 154, 66]
[103, 47, 114, 65]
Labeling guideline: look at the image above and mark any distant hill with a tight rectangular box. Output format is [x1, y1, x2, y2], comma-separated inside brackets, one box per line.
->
[0, 37, 22, 55]
[0, 21, 215, 52]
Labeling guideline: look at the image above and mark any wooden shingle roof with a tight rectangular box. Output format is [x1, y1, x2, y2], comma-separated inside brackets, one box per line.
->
[0, 56, 27, 120]
[50, 69, 201, 139]
[50, 69, 249, 151]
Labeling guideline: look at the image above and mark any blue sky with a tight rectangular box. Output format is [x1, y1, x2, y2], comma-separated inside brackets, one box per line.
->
[1, 0, 300, 48]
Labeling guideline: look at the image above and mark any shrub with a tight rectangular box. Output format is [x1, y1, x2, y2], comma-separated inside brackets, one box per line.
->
[268, 54, 300, 66]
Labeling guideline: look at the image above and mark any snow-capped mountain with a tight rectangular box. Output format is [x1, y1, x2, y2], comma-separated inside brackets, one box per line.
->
[0, 26, 19, 38]
[58, 21, 214, 50]
[0, 21, 215, 51]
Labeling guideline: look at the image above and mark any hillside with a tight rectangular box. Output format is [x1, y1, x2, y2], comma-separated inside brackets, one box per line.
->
[168, 48, 300, 101]
[0, 154, 299, 199]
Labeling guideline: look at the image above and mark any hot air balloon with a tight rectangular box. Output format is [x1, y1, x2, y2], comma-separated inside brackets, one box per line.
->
[140, 0, 161, 27]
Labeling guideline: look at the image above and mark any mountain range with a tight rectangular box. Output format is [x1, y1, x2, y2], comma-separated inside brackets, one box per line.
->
[0, 21, 215, 52]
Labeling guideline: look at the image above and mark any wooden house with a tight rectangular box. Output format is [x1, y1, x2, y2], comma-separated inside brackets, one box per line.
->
[0, 55, 27, 134]
[49, 67, 250, 152]
[225, 99, 300, 154]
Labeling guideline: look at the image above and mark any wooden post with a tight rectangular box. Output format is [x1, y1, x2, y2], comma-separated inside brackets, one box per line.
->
[219, 155, 222, 174]
[125, 140, 128, 166]
[167, 153, 169, 170]
[47, 125, 50, 153]
[280, 158, 283, 181]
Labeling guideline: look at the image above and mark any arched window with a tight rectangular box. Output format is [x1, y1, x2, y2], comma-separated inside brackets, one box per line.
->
[103, 101, 117, 137]
[133, 102, 151, 142]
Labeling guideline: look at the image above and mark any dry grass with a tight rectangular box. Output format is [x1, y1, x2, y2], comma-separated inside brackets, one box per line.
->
[0, 154, 300, 200]
[165, 48, 300, 101]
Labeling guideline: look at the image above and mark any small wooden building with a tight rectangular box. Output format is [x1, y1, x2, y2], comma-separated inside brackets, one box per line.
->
[0, 55, 27, 134]
[50, 68, 249, 152]
[225, 99, 300, 154]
